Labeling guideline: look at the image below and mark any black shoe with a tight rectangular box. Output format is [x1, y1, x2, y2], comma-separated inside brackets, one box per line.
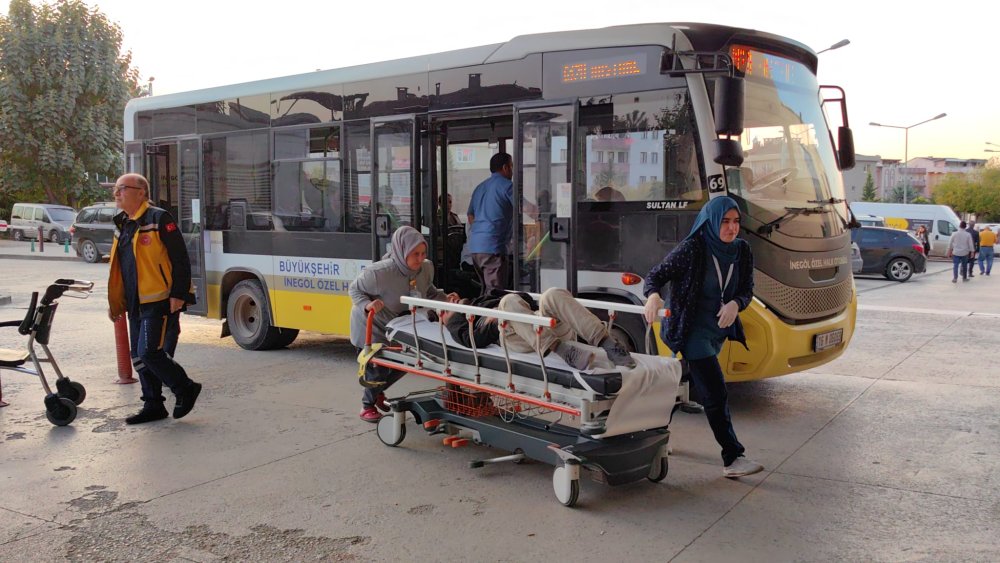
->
[125, 404, 169, 425]
[599, 336, 637, 368]
[173, 382, 202, 419]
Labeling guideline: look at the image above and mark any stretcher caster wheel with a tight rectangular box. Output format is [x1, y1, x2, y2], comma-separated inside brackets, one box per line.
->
[56, 379, 86, 406]
[45, 397, 77, 427]
[647, 456, 669, 482]
[376, 413, 406, 447]
[552, 463, 580, 507]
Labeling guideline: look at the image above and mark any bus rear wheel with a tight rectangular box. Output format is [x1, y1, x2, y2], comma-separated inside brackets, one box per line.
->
[227, 279, 297, 350]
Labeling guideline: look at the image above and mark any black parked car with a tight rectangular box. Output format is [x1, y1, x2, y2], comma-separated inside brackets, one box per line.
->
[851, 226, 927, 282]
[70, 203, 117, 263]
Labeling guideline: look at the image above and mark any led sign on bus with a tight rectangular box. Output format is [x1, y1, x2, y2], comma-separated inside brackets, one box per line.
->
[729, 45, 800, 84]
[561, 52, 647, 83]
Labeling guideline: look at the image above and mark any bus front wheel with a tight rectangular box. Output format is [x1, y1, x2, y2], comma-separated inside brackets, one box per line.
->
[227, 279, 298, 350]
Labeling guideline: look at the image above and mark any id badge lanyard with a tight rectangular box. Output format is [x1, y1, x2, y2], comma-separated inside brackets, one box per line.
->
[712, 256, 733, 306]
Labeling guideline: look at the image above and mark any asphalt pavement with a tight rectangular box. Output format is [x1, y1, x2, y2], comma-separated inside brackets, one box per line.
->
[0, 256, 997, 561]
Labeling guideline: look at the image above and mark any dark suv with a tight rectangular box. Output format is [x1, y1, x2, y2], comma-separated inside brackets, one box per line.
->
[851, 226, 927, 282]
[70, 203, 118, 263]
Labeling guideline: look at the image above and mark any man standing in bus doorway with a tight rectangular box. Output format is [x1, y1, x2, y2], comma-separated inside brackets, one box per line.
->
[107, 173, 202, 425]
[467, 153, 514, 296]
[967, 221, 980, 278]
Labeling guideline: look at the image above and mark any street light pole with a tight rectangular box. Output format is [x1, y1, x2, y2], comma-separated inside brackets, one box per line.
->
[816, 39, 851, 55]
[869, 113, 947, 203]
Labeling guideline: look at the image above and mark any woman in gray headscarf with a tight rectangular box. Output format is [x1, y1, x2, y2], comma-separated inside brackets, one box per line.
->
[349, 226, 458, 422]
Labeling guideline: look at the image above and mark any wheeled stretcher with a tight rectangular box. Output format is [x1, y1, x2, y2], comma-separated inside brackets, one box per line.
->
[360, 294, 683, 507]
[0, 279, 94, 426]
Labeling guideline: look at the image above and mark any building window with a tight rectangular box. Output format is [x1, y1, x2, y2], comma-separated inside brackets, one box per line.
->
[640, 152, 648, 164]
[596, 151, 604, 163]
[639, 176, 646, 183]
[651, 152, 658, 164]
[617, 151, 627, 164]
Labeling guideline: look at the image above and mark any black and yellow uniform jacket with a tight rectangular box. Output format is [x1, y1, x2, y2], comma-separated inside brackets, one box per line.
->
[108, 200, 195, 318]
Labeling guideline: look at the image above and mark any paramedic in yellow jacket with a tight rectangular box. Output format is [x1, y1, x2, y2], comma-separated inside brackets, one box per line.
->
[108, 173, 202, 425]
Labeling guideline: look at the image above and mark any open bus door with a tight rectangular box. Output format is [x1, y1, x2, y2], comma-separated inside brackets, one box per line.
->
[144, 139, 207, 315]
[371, 116, 418, 258]
[514, 102, 576, 294]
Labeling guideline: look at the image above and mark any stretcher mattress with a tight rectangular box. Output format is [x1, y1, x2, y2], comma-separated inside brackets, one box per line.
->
[385, 316, 624, 395]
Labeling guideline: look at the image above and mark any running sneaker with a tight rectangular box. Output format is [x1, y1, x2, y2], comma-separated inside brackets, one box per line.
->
[723, 457, 764, 478]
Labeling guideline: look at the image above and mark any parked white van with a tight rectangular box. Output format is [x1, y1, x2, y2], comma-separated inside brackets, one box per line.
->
[9, 203, 77, 243]
[849, 202, 960, 257]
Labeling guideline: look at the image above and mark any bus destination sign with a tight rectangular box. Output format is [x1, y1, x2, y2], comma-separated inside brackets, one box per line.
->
[561, 52, 647, 83]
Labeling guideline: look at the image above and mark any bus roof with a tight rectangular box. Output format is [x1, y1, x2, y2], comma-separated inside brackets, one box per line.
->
[124, 22, 814, 117]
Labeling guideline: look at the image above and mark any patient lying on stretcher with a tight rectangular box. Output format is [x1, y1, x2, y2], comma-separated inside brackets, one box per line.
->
[433, 288, 636, 371]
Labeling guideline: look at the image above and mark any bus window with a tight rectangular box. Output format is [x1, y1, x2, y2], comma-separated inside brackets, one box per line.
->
[580, 89, 701, 203]
[344, 121, 372, 233]
[273, 126, 343, 232]
[203, 131, 271, 230]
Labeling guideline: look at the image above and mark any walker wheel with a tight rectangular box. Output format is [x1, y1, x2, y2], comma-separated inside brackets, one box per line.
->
[552, 466, 580, 507]
[647, 456, 669, 482]
[46, 397, 77, 427]
[57, 380, 87, 406]
[376, 414, 406, 447]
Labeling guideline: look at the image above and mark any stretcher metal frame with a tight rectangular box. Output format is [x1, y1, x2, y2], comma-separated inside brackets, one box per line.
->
[0, 279, 94, 426]
[362, 294, 676, 507]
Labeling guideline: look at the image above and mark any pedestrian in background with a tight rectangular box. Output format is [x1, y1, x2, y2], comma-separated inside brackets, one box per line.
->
[948, 221, 975, 283]
[108, 173, 201, 424]
[978, 226, 996, 276]
[915, 225, 930, 255]
[967, 221, 980, 278]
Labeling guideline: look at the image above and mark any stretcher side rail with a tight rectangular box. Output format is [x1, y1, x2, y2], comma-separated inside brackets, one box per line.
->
[399, 295, 563, 400]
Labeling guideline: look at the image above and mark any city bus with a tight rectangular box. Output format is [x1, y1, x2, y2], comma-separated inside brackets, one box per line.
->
[122, 22, 858, 381]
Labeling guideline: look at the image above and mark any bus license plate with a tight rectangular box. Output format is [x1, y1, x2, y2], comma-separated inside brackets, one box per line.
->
[814, 329, 843, 352]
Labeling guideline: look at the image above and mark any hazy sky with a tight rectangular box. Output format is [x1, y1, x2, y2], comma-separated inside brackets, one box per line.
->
[18, 0, 997, 161]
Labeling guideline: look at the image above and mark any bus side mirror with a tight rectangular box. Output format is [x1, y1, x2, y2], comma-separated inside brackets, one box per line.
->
[838, 126, 856, 170]
[714, 76, 744, 136]
[713, 139, 744, 167]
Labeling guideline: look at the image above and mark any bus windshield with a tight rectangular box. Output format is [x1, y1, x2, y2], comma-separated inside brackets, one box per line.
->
[726, 49, 848, 238]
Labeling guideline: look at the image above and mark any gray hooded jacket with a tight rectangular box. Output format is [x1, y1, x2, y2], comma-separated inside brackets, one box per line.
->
[349, 258, 445, 348]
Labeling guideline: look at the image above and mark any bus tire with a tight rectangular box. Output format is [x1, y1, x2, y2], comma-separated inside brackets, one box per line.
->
[270, 327, 300, 349]
[227, 279, 282, 350]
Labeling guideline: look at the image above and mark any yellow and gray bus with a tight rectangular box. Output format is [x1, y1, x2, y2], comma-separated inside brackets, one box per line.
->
[123, 22, 858, 381]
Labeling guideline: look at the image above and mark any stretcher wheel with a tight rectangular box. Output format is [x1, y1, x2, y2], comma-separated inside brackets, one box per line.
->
[46, 397, 77, 427]
[647, 456, 669, 482]
[57, 380, 87, 406]
[552, 466, 580, 507]
[376, 414, 406, 447]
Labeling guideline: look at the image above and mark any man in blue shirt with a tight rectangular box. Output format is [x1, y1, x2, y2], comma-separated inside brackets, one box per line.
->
[467, 153, 514, 295]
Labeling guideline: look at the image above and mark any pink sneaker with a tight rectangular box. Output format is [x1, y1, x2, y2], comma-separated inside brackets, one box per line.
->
[374, 393, 390, 413]
[359, 406, 382, 423]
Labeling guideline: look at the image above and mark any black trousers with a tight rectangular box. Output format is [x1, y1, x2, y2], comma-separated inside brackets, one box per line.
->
[687, 356, 745, 466]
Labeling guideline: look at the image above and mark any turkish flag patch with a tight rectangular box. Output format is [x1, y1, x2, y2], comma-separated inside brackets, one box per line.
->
[164, 222, 178, 233]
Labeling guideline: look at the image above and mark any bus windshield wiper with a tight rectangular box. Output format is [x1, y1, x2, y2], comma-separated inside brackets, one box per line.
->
[757, 206, 829, 236]
[808, 198, 851, 229]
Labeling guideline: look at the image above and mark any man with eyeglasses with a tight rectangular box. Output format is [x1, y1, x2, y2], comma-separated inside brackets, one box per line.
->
[107, 173, 202, 424]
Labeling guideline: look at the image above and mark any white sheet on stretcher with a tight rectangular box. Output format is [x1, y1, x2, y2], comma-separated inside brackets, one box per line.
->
[385, 315, 681, 438]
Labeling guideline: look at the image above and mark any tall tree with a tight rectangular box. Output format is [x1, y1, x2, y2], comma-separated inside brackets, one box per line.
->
[861, 171, 878, 201]
[0, 0, 140, 207]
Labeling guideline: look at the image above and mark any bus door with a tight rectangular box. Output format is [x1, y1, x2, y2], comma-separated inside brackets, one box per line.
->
[145, 139, 207, 315]
[427, 111, 513, 297]
[514, 102, 575, 294]
[371, 116, 418, 258]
